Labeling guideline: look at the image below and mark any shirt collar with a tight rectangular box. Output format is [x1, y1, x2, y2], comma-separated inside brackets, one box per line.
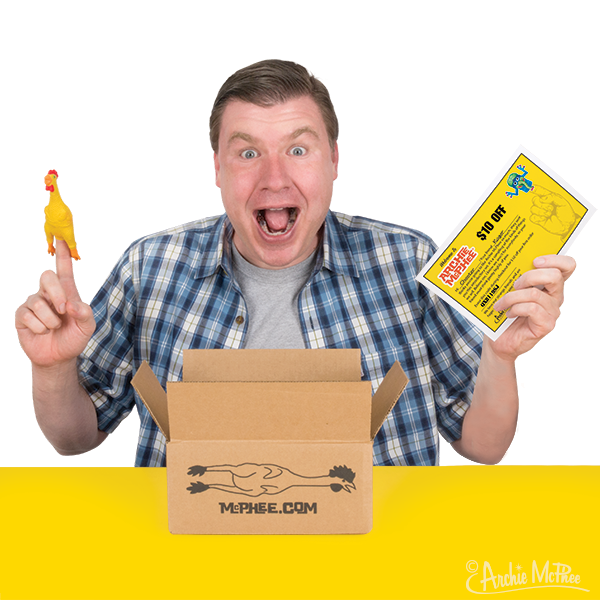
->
[193, 214, 233, 279]
[320, 211, 360, 278]
[194, 211, 359, 280]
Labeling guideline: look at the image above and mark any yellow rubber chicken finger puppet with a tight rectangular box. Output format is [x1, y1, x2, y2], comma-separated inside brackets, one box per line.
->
[44, 170, 80, 260]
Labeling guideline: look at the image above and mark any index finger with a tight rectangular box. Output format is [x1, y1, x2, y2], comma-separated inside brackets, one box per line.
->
[55, 240, 81, 301]
[533, 254, 577, 281]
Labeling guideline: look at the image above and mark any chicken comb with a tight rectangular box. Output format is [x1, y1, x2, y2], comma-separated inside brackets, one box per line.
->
[47, 169, 58, 177]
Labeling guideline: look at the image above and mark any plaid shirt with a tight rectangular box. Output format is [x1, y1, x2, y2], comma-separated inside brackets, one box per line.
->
[79, 211, 483, 467]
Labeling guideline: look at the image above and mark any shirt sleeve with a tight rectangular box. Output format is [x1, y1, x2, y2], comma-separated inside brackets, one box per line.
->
[77, 248, 138, 434]
[418, 246, 483, 444]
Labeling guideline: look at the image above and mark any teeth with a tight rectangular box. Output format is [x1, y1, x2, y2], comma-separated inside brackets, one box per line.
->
[257, 207, 297, 236]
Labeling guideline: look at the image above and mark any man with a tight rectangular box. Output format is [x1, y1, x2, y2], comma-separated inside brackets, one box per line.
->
[15, 60, 575, 467]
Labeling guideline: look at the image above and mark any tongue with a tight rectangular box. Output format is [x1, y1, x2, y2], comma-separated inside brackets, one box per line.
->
[264, 209, 290, 232]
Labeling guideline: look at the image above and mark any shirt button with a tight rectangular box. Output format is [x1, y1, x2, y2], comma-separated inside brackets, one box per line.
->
[235, 315, 244, 325]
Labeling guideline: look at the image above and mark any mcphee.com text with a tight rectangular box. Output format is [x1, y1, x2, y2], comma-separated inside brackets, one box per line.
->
[220, 501, 317, 515]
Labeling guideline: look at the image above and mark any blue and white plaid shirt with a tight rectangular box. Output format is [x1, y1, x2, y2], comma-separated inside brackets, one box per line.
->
[79, 211, 483, 467]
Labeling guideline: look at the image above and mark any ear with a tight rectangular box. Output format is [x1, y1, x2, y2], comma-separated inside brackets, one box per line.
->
[331, 142, 339, 181]
[214, 152, 221, 188]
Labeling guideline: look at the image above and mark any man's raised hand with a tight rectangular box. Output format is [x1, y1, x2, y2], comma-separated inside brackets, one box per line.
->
[15, 240, 96, 368]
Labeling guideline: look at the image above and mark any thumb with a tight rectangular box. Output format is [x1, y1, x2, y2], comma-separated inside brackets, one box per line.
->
[65, 300, 96, 336]
[529, 214, 545, 226]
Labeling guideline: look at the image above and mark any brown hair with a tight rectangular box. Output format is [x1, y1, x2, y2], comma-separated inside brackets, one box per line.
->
[209, 59, 339, 153]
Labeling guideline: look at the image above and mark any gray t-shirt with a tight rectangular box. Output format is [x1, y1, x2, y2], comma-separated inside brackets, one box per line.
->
[231, 244, 316, 349]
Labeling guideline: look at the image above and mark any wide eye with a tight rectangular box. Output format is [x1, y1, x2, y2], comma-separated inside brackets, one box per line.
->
[290, 146, 307, 157]
[241, 149, 257, 159]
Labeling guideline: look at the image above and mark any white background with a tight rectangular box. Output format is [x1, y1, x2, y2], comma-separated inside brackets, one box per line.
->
[2, 1, 598, 467]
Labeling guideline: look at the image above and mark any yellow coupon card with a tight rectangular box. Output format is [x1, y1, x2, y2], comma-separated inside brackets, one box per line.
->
[417, 147, 595, 340]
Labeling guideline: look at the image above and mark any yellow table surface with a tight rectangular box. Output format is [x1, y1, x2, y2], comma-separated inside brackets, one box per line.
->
[0, 466, 598, 600]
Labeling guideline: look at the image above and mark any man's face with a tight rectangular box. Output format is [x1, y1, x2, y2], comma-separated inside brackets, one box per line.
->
[214, 96, 338, 269]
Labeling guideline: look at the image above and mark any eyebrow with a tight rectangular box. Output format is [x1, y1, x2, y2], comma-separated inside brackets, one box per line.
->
[227, 131, 256, 147]
[227, 126, 320, 148]
[290, 126, 320, 140]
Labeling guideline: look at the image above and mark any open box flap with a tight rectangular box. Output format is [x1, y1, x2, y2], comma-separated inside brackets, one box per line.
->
[370, 361, 409, 441]
[166, 381, 372, 441]
[182, 348, 362, 382]
[131, 361, 170, 441]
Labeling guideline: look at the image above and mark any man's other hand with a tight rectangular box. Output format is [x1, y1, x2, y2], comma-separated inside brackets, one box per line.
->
[490, 254, 576, 362]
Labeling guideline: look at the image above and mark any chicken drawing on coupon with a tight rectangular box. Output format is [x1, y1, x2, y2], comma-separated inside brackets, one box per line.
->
[417, 148, 594, 340]
[437, 246, 478, 287]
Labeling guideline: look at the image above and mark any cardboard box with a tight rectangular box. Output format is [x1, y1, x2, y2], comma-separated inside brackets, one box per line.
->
[131, 349, 408, 534]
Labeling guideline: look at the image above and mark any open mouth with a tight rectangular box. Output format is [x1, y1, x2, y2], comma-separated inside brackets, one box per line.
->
[256, 207, 298, 236]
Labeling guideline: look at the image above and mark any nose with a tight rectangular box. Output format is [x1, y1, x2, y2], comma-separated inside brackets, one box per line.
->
[259, 153, 290, 193]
